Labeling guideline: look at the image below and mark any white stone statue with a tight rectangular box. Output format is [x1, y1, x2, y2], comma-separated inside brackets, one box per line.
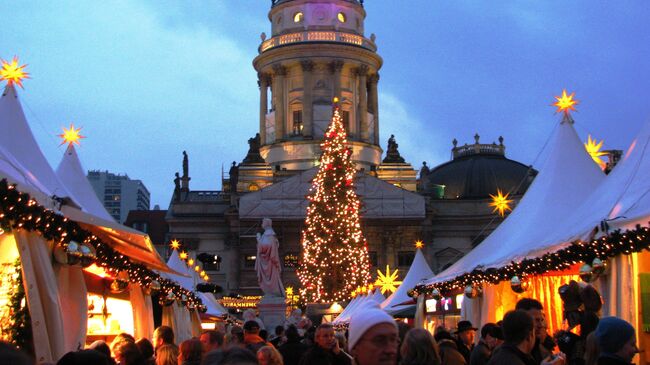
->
[256, 218, 285, 297]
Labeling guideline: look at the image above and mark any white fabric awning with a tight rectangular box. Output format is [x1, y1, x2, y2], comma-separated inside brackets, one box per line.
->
[426, 114, 605, 285]
[381, 249, 434, 314]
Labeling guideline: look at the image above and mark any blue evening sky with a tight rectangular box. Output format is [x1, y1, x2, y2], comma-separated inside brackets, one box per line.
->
[2, 1, 649, 207]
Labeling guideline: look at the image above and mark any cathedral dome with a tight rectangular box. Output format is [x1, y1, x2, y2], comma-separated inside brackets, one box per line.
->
[421, 135, 536, 199]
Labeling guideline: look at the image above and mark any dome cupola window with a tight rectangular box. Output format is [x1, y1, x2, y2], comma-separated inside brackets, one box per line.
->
[293, 12, 304, 23]
[337, 12, 347, 23]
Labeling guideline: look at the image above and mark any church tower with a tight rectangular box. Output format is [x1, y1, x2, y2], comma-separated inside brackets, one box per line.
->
[253, 0, 383, 172]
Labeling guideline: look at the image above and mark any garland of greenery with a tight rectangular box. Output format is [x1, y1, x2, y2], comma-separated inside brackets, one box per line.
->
[0, 178, 204, 311]
[7, 259, 33, 355]
[409, 223, 650, 297]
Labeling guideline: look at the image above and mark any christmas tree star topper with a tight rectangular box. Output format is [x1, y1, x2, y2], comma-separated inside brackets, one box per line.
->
[58, 124, 86, 146]
[489, 189, 513, 217]
[0, 56, 30, 89]
[553, 89, 579, 114]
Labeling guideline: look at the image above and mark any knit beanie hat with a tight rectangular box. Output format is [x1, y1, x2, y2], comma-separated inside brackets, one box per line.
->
[348, 300, 397, 350]
[595, 316, 635, 354]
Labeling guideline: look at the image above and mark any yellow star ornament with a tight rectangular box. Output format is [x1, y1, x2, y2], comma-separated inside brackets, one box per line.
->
[553, 89, 579, 114]
[585, 135, 607, 170]
[375, 265, 402, 294]
[0, 56, 30, 88]
[58, 124, 86, 146]
[489, 189, 513, 217]
[169, 239, 181, 250]
[415, 240, 424, 249]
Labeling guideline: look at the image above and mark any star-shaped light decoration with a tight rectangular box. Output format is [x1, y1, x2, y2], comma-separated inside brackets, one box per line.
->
[187, 258, 194, 266]
[489, 189, 513, 217]
[0, 56, 30, 88]
[179, 251, 188, 260]
[585, 135, 607, 170]
[169, 239, 181, 250]
[553, 89, 579, 114]
[286, 286, 294, 297]
[58, 124, 86, 146]
[415, 240, 424, 249]
[375, 265, 402, 295]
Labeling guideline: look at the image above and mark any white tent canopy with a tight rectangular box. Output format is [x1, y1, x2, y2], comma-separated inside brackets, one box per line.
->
[381, 248, 434, 315]
[426, 113, 605, 285]
[56, 144, 114, 221]
[333, 288, 385, 324]
[514, 120, 650, 262]
[0, 84, 75, 202]
[163, 250, 227, 317]
[239, 168, 425, 219]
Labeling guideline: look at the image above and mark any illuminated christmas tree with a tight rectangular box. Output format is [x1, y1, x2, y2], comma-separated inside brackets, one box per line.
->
[298, 100, 371, 303]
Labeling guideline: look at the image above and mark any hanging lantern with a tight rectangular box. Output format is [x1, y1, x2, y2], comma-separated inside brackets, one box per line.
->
[78, 244, 96, 268]
[53, 244, 69, 265]
[66, 241, 82, 265]
[464, 284, 481, 299]
[592, 258, 606, 275]
[579, 263, 593, 282]
[109, 279, 129, 294]
[149, 280, 161, 292]
[431, 288, 442, 300]
[510, 276, 528, 293]
[159, 292, 176, 307]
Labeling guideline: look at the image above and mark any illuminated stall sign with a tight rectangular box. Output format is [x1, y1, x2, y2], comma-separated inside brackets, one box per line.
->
[219, 296, 262, 309]
[425, 295, 463, 314]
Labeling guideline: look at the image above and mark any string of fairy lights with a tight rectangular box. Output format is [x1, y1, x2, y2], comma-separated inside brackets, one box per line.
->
[409, 223, 650, 297]
[297, 99, 371, 303]
[0, 178, 206, 311]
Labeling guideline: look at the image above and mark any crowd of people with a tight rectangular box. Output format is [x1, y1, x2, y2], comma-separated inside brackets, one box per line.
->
[0, 299, 640, 365]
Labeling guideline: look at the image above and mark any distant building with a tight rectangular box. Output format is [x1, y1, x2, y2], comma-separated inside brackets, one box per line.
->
[125, 206, 169, 257]
[87, 170, 150, 223]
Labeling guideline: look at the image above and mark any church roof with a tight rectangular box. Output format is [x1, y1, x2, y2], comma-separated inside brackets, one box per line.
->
[426, 113, 605, 285]
[422, 136, 536, 199]
[238, 167, 425, 219]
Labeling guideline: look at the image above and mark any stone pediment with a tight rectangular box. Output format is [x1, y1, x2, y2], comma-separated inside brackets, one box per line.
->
[238, 167, 425, 219]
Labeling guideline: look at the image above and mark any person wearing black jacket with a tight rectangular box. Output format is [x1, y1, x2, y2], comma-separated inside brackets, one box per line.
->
[279, 325, 309, 365]
[488, 310, 539, 365]
[298, 323, 351, 365]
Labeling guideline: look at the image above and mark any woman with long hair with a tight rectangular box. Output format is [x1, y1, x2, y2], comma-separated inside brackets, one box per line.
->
[400, 328, 441, 365]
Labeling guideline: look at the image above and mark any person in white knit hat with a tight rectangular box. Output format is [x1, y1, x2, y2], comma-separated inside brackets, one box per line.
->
[348, 300, 398, 365]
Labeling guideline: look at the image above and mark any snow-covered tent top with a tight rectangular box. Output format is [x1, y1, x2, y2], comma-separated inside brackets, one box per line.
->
[427, 113, 605, 285]
[0, 84, 172, 272]
[381, 249, 434, 314]
[163, 250, 227, 317]
[332, 295, 362, 324]
[239, 168, 425, 219]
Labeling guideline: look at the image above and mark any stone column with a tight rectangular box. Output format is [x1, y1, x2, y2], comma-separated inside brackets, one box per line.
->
[369, 73, 380, 145]
[357, 65, 369, 141]
[300, 60, 314, 138]
[272, 64, 287, 140]
[258, 73, 269, 145]
[330, 59, 344, 99]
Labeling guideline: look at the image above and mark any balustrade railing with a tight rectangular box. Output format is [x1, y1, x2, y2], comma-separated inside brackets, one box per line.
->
[260, 31, 375, 53]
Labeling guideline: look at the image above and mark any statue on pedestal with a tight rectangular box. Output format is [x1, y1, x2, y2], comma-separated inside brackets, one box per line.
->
[255, 218, 285, 297]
